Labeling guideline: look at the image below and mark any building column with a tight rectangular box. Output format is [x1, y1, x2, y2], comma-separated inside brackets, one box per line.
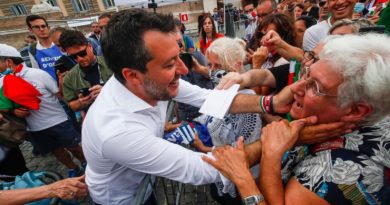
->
[96, 0, 106, 12]
[56, 0, 68, 17]
[202, 0, 217, 13]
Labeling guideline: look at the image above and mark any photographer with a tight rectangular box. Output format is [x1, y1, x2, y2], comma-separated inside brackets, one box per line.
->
[59, 30, 112, 112]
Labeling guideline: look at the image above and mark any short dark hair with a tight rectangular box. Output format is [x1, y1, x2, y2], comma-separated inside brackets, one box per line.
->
[101, 9, 175, 83]
[296, 15, 317, 29]
[49, 27, 67, 37]
[98, 13, 111, 20]
[295, 3, 305, 10]
[59, 30, 88, 50]
[26, 15, 48, 28]
[242, 0, 254, 7]
[0, 56, 24, 65]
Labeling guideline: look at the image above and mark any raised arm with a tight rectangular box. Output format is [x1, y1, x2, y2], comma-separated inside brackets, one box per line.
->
[261, 30, 304, 62]
[216, 69, 276, 90]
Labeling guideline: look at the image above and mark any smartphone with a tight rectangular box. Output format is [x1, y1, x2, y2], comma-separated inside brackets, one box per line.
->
[179, 53, 193, 71]
[79, 88, 91, 96]
[359, 25, 386, 34]
[54, 62, 70, 73]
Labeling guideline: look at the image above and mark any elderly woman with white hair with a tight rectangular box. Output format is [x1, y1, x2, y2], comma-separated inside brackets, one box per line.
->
[203, 34, 390, 205]
[191, 37, 263, 205]
[192, 37, 262, 149]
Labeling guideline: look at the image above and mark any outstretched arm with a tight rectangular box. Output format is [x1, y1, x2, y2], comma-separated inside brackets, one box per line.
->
[216, 69, 276, 90]
[0, 175, 87, 205]
[229, 85, 294, 114]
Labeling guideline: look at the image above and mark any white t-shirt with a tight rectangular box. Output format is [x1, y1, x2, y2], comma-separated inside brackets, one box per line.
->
[302, 18, 331, 51]
[16, 66, 68, 131]
[244, 20, 258, 42]
[82, 77, 231, 204]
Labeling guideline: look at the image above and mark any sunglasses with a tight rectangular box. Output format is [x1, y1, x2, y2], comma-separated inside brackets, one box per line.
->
[319, 1, 326, 7]
[68, 47, 88, 60]
[31, 24, 48, 30]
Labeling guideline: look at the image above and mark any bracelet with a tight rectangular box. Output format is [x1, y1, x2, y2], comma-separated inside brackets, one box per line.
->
[270, 95, 275, 114]
[264, 95, 272, 113]
[259, 95, 272, 114]
[259, 96, 266, 113]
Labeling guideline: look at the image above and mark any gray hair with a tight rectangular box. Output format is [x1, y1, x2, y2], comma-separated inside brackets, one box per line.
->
[329, 18, 375, 35]
[320, 34, 390, 125]
[258, 0, 277, 10]
[206, 37, 246, 72]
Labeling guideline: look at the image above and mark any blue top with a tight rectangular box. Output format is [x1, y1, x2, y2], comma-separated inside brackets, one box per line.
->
[183, 34, 194, 52]
[33, 45, 62, 80]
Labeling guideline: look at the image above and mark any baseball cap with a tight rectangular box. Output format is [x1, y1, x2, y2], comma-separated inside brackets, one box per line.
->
[0, 44, 22, 58]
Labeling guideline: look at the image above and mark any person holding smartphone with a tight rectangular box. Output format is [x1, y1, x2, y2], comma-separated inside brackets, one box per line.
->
[59, 30, 112, 113]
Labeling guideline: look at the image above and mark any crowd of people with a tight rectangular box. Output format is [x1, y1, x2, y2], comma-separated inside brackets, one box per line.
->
[0, 0, 390, 204]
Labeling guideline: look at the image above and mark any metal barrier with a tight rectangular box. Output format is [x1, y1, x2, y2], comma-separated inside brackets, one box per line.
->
[133, 100, 220, 205]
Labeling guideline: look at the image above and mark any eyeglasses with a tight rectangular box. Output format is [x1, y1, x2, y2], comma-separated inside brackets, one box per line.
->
[68, 47, 88, 60]
[31, 24, 48, 30]
[303, 51, 320, 64]
[299, 66, 338, 97]
[257, 12, 270, 18]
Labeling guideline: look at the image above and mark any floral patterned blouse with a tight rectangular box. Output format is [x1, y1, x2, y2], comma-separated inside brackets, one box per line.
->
[281, 117, 390, 204]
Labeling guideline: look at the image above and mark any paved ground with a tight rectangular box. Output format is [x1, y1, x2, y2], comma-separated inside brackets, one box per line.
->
[19, 141, 220, 205]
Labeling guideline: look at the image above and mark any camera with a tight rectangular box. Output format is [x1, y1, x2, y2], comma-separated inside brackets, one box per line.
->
[54, 62, 70, 73]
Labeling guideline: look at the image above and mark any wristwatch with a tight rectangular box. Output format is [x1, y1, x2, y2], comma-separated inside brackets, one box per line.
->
[242, 194, 264, 205]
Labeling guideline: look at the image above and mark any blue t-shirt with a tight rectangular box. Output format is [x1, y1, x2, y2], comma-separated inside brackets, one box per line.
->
[183, 34, 194, 52]
[32, 45, 62, 80]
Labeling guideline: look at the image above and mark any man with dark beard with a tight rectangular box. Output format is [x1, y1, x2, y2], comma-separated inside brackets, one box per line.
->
[60, 30, 112, 112]
[81, 9, 301, 205]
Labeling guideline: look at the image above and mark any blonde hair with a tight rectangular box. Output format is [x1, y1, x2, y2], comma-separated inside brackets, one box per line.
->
[206, 37, 246, 72]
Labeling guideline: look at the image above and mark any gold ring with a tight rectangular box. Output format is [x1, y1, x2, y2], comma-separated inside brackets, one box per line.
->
[70, 191, 75, 196]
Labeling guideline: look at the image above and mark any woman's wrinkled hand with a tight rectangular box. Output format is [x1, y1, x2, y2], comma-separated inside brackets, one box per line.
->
[47, 175, 88, 200]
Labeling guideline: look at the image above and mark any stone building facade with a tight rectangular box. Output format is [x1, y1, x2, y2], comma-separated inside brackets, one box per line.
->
[0, 0, 206, 49]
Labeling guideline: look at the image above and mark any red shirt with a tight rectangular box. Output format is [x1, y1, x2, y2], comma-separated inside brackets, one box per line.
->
[199, 33, 224, 55]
